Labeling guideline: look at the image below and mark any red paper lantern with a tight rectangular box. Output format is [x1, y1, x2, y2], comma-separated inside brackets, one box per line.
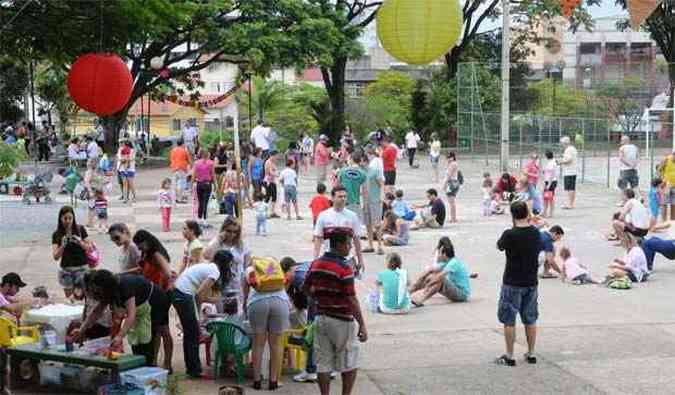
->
[67, 53, 133, 116]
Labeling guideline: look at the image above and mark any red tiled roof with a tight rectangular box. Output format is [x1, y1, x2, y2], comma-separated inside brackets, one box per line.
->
[298, 68, 323, 82]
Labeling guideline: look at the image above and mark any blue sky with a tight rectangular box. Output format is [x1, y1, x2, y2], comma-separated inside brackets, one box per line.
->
[589, 1, 626, 17]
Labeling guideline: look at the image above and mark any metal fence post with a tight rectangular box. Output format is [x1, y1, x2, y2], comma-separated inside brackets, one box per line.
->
[581, 118, 586, 183]
[606, 120, 611, 188]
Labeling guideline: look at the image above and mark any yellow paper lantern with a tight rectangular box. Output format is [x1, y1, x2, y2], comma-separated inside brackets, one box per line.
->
[377, 0, 463, 65]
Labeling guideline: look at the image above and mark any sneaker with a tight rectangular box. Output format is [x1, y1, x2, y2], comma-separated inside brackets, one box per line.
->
[293, 371, 317, 383]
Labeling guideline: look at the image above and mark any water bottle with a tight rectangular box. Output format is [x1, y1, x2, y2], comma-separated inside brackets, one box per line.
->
[368, 290, 379, 313]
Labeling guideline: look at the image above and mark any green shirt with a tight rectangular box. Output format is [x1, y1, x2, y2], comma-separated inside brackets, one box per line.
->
[377, 269, 410, 311]
[338, 166, 367, 206]
[439, 258, 471, 300]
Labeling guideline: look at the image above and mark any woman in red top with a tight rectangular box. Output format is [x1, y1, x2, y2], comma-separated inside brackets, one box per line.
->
[132, 229, 174, 372]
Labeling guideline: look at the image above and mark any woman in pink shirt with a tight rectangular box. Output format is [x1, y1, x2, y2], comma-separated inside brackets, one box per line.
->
[314, 135, 331, 184]
[192, 149, 215, 226]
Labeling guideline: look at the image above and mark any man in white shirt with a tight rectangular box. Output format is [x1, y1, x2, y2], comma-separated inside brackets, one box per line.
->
[557, 136, 578, 209]
[182, 123, 196, 156]
[613, 189, 650, 242]
[86, 136, 100, 160]
[313, 186, 365, 275]
[250, 121, 270, 156]
[404, 130, 421, 168]
[618, 135, 639, 203]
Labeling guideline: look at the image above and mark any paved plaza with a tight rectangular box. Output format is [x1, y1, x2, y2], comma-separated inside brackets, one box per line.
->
[4, 156, 675, 394]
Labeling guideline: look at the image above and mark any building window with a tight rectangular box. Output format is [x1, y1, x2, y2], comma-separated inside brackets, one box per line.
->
[346, 82, 367, 98]
[172, 119, 181, 131]
[225, 116, 234, 128]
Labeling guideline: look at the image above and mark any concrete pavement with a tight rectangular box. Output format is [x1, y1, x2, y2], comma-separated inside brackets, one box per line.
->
[4, 155, 675, 394]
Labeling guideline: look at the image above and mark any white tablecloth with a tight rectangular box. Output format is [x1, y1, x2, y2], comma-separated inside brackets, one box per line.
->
[22, 303, 84, 342]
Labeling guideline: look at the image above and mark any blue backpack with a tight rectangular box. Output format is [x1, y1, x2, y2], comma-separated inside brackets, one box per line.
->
[251, 158, 263, 180]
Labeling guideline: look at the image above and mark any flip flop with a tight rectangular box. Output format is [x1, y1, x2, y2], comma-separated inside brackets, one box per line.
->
[362, 247, 375, 253]
[540, 272, 558, 279]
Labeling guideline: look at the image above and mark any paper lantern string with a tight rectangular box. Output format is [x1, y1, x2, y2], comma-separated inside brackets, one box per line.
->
[162, 83, 242, 109]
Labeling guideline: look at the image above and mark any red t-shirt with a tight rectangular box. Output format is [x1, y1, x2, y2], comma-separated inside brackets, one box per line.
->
[382, 145, 397, 172]
[309, 195, 332, 222]
[141, 259, 169, 291]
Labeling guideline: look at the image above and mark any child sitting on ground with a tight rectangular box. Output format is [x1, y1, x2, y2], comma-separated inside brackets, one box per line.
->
[375, 253, 411, 314]
[392, 189, 415, 221]
[488, 192, 504, 216]
[648, 177, 670, 232]
[560, 247, 599, 284]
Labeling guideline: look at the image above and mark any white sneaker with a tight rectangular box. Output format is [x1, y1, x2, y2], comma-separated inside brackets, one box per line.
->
[293, 371, 317, 383]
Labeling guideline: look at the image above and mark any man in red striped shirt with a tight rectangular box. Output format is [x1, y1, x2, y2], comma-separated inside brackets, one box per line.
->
[304, 227, 368, 395]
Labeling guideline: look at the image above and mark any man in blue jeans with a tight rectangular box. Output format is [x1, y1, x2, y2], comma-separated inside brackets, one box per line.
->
[496, 201, 544, 366]
[641, 237, 675, 271]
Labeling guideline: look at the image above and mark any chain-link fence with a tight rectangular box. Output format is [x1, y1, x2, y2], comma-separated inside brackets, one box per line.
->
[456, 62, 675, 189]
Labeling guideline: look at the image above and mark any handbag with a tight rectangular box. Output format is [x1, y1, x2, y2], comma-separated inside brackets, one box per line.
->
[86, 240, 101, 268]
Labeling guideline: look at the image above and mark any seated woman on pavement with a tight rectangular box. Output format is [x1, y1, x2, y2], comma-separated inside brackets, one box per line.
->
[606, 233, 649, 284]
[375, 253, 411, 314]
[382, 210, 410, 246]
[409, 238, 471, 306]
[609, 189, 650, 242]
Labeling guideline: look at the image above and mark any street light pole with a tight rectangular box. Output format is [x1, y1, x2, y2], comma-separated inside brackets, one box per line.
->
[500, 0, 511, 172]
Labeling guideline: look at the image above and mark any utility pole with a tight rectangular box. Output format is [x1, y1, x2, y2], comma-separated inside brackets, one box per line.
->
[500, 0, 511, 172]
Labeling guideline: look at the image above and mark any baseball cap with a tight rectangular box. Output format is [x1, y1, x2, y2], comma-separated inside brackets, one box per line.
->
[319, 134, 328, 141]
[323, 226, 354, 240]
[2, 273, 26, 288]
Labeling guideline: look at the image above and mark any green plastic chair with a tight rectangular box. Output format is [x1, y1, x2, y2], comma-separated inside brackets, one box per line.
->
[206, 320, 252, 383]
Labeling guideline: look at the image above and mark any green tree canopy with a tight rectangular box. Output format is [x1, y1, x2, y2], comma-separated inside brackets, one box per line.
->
[1, 0, 338, 153]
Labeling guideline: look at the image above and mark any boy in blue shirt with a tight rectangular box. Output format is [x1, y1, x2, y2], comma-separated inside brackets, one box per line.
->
[409, 241, 470, 306]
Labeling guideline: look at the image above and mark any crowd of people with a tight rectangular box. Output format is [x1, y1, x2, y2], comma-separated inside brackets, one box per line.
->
[9, 123, 675, 394]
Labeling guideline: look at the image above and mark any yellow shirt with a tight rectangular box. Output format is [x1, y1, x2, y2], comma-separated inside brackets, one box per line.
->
[663, 156, 675, 186]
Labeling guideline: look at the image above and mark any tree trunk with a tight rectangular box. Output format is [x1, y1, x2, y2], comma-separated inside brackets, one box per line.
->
[445, 47, 462, 81]
[101, 112, 128, 155]
[326, 57, 347, 143]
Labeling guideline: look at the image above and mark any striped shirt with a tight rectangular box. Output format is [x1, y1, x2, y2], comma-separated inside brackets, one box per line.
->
[94, 197, 108, 210]
[303, 252, 355, 321]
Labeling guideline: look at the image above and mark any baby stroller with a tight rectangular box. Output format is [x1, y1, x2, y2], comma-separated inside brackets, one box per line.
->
[22, 169, 53, 204]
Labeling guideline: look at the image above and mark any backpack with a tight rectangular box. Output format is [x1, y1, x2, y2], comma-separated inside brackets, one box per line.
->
[247, 257, 285, 292]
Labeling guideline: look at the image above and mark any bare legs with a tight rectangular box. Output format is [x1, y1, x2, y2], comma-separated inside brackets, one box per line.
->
[317, 369, 358, 395]
[447, 196, 457, 223]
[251, 332, 283, 387]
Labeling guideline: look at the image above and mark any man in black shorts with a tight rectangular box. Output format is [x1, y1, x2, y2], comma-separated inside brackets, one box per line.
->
[496, 201, 543, 366]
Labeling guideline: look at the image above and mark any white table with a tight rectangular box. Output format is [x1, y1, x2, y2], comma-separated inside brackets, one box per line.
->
[22, 303, 84, 342]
